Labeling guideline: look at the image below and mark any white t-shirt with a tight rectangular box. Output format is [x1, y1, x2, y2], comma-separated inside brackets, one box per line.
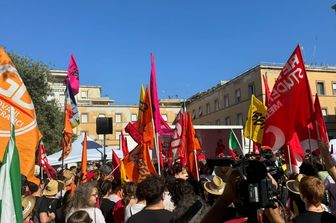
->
[125, 203, 146, 222]
[67, 207, 106, 223]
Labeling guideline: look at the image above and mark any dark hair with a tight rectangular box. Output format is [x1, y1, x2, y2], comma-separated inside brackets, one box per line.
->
[99, 180, 112, 197]
[27, 181, 39, 193]
[136, 181, 146, 201]
[67, 210, 92, 223]
[123, 182, 137, 206]
[173, 162, 183, 175]
[170, 179, 195, 205]
[111, 178, 122, 193]
[139, 175, 165, 205]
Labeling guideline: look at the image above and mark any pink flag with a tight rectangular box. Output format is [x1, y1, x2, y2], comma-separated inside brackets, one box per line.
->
[262, 45, 314, 152]
[262, 74, 271, 107]
[66, 54, 80, 95]
[150, 53, 172, 135]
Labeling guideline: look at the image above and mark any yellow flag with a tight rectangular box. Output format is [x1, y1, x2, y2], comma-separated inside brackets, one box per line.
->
[120, 161, 127, 184]
[137, 84, 145, 127]
[244, 95, 267, 144]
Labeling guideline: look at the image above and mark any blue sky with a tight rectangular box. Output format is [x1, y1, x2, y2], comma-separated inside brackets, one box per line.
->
[1, 1, 335, 104]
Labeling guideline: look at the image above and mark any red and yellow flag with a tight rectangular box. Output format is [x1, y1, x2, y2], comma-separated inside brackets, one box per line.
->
[140, 86, 154, 148]
[0, 48, 42, 184]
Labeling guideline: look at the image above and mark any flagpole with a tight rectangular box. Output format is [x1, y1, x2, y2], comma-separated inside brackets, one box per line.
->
[61, 79, 69, 174]
[287, 145, 293, 174]
[152, 118, 161, 175]
[194, 149, 200, 181]
[307, 126, 313, 162]
[248, 112, 253, 154]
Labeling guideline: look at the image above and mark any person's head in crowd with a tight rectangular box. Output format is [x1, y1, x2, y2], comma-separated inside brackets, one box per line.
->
[173, 162, 188, 180]
[111, 178, 122, 197]
[43, 179, 61, 197]
[299, 160, 318, 177]
[63, 169, 75, 188]
[99, 179, 112, 198]
[203, 175, 225, 206]
[139, 174, 165, 206]
[91, 169, 100, 181]
[72, 182, 98, 210]
[123, 181, 137, 206]
[299, 176, 325, 208]
[22, 195, 36, 222]
[21, 175, 28, 196]
[170, 178, 195, 206]
[27, 181, 40, 195]
[135, 179, 146, 203]
[99, 165, 112, 178]
[69, 166, 77, 175]
[67, 210, 92, 223]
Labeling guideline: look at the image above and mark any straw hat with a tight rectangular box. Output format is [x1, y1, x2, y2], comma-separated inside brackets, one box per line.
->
[204, 175, 225, 195]
[286, 174, 305, 195]
[63, 170, 74, 186]
[43, 180, 59, 196]
[22, 196, 36, 219]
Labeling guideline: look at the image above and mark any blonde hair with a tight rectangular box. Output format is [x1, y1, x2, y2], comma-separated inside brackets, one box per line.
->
[299, 176, 325, 207]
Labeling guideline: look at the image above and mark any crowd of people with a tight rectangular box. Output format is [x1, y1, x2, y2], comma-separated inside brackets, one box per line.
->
[19, 140, 336, 223]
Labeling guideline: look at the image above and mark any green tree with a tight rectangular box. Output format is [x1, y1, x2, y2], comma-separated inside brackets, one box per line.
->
[9, 52, 64, 154]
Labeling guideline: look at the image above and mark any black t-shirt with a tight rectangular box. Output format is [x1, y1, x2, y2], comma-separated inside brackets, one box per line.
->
[100, 198, 116, 223]
[127, 209, 173, 223]
[293, 211, 336, 223]
[37, 196, 61, 214]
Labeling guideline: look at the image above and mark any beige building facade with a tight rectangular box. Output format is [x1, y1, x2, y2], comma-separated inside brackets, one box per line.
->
[186, 64, 336, 139]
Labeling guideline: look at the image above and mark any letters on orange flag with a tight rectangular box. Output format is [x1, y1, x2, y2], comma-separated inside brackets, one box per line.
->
[140, 86, 154, 148]
[123, 144, 157, 183]
[0, 48, 42, 183]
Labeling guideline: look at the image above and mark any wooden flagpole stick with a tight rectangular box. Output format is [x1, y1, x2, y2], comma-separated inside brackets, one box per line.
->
[287, 145, 293, 174]
[194, 149, 200, 181]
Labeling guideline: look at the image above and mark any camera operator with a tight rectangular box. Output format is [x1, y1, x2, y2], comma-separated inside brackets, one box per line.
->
[265, 176, 336, 223]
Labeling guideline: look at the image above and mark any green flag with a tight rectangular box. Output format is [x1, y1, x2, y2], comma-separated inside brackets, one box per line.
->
[229, 129, 239, 150]
[0, 108, 23, 222]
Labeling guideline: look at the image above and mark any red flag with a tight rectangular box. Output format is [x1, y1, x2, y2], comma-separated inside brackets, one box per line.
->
[123, 144, 157, 183]
[314, 94, 328, 144]
[150, 53, 172, 136]
[121, 131, 129, 156]
[66, 54, 79, 95]
[169, 111, 188, 165]
[262, 74, 271, 107]
[186, 113, 201, 180]
[38, 141, 57, 179]
[285, 132, 304, 174]
[112, 150, 121, 179]
[262, 45, 314, 151]
[81, 133, 88, 183]
[125, 121, 143, 144]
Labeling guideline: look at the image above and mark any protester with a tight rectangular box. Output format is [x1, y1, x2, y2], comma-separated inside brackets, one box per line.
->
[266, 176, 336, 223]
[127, 175, 173, 223]
[22, 195, 36, 223]
[66, 182, 105, 223]
[99, 180, 115, 222]
[67, 210, 92, 223]
[37, 179, 62, 223]
[125, 180, 146, 221]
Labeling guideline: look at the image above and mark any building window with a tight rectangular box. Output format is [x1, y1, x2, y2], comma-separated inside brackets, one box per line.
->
[224, 95, 229, 108]
[206, 103, 210, 114]
[81, 114, 88, 123]
[131, 114, 137, 122]
[316, 82, 325, 96]
[332, 83, 336, 95]
[215, 119, 220, 125]
[115, 131, 121, 140]
[237, 113, 243, 125]
[81, 91, 88, 99]
[115, 113, 122, 123]
[214, 99, 219, 111]
[235, 89, 241, 103]
[162, 114, 168, 121]
[198, 106, 203, 117]
[225, 117, 231, 125]
[192, 110, 196, 119]
[248, 83, 255, 97]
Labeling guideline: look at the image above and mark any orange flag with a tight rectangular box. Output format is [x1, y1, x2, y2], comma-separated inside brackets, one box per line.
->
[186, 113, 202, 180]
[81, 132, 88, 183]
[123, 144, 157, 183]
[0, 48, 42, 184]
[139, 86, 155, 148]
